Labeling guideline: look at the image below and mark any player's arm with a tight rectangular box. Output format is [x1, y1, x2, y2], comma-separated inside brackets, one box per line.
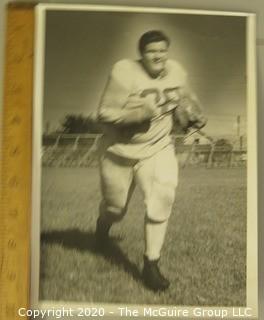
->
[98, 61, 159, 125]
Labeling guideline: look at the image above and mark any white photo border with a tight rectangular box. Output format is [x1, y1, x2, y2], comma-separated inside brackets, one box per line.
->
[31, 4, 258, 319]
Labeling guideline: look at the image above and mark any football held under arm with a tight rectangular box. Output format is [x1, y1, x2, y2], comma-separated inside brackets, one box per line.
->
[98, 61, 158, 125]
[173, 83, 207, 133]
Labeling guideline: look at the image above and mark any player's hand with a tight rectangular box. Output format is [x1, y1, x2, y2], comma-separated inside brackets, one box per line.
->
[173, 94, 207, 132]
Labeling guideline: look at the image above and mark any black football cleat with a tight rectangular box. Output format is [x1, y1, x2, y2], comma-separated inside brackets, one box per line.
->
[142, 256, 170, 291]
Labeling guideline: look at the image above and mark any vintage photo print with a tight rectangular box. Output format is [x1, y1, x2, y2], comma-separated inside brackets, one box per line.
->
[31, 4, 258, 318]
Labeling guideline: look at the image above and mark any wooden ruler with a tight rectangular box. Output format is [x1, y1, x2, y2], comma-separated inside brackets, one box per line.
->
[0, 4, 34, 320]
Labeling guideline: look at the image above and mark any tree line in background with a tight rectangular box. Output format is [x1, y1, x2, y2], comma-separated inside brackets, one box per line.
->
[59, 114, 101, 134]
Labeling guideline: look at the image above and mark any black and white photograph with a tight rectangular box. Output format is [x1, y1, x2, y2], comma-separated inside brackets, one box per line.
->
[31, 4, 258, 317]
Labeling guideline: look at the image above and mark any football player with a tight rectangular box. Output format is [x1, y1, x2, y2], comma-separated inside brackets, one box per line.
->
[95, 30, 206, 291]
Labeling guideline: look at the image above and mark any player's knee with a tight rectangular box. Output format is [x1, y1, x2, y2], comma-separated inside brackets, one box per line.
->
[100, 201, 126, 222]
[145, 186, 176, 222]
[155, 184, 176, 210]
[164, 187, 176, 207]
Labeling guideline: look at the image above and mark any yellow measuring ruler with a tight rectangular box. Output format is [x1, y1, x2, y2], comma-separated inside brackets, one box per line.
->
[1, 4, 34, 320]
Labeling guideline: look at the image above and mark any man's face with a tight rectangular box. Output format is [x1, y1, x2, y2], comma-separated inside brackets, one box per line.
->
[141, 41, 169, 77]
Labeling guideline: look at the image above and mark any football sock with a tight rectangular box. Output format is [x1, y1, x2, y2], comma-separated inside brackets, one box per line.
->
[144, 218, 168, 260]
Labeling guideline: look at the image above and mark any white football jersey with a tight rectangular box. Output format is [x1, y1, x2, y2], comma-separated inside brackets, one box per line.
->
[99, 59, 187, 159]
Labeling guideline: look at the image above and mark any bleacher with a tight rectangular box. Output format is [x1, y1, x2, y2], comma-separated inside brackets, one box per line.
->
[42, 133, 246, 168]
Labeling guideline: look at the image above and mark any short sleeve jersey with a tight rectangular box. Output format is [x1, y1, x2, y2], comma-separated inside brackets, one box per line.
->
[100, 59, 187, 159]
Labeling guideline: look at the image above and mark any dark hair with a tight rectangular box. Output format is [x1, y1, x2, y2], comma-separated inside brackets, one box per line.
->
[138, 30, 170, 54]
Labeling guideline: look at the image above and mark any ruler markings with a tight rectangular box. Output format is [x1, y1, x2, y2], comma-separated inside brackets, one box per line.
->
[1, 5, 34, 320]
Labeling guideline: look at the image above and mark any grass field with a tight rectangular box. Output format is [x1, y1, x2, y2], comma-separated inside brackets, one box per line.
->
[40, 166, 246, 306]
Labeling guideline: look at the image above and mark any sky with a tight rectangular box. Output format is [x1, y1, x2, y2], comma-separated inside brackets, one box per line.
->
[43, 9, 247, 137]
